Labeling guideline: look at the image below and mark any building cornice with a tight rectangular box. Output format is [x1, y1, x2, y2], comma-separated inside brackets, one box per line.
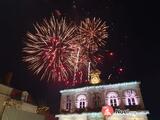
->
[60, 81, 140, 94]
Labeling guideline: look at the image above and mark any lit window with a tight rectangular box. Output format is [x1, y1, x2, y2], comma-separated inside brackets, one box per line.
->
[132, 98, 136, 105]
[76, 94, 88, 109]
[114, 99, 117, 106]
[106, 92, 120, 107]
[124, 90, 139, 106]
[110, 99, 113, 106]
[128, 98, 131, 105]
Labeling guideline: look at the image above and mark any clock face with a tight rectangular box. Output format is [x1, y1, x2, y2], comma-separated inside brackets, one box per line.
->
[125, 90, 136, 97]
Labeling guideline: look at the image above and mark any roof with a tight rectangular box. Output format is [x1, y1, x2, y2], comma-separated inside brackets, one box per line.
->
[0, 84, 13, 96]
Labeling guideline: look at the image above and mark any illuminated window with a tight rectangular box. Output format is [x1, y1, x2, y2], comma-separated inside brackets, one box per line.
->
[110, 99, 113, 106]
[76, 94, 88, 109]
[128, 98, 131, 105]
[66, 96, 71, 110]
[106, 92, 120, 107]
[113, 99, 117, 106]
[124, 90, 138, 106]
[132, 98, 136, 105]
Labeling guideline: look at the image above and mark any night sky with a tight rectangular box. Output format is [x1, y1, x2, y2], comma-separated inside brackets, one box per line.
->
[0, 0, 159, 119]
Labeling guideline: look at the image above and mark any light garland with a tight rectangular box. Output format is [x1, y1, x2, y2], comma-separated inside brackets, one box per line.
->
[55, 112, 102, 118]
[60, 81, 140, 93]
[55, 110, 149, 118]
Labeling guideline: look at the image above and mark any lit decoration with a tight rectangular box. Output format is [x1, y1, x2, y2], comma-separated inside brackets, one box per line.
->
[101, 105, 114, 116]
[23, 16, 78, 82]
[36, 106, 49, 114]
[78, 18, 108, 53]
[60, 81, 140, 93]
[3, 98, 38, 113]
[55, 111, 149, 117]
[90, 69, 101, 84]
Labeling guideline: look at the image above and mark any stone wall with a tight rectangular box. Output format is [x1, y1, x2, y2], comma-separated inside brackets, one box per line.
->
[60, 82, 144, 113]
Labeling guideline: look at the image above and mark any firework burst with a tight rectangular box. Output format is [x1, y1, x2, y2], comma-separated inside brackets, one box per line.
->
[78, 17, 108, 53]
[76, 18, 108, 83]
[23, 16, 78, 82]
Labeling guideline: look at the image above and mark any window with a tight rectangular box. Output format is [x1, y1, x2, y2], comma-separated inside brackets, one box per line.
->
[124, 90, 138, 106]
[128, 98, 131, 105]
[132, 98, 136, 105]
[94, 94, 101, 107]
[106, 92, 120, 107]
[109, 98, 118, 107]
[114, 99, 117, 106]
[110, 99, 113, 106]
[76, 94, 88, 109]
[66, 96, 71, 110]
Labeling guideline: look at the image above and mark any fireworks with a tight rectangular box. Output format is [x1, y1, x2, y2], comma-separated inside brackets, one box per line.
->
[23, 16, 78, 82]
[78, 18, 108, 53]
[75, 18, 108, 84]
[23, 15, 108, 85]
[72, 18, 108, 74]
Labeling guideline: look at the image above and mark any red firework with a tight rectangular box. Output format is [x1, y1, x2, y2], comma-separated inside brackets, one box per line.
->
[78, 17, 108, 53]
[23, 16, 78, 82]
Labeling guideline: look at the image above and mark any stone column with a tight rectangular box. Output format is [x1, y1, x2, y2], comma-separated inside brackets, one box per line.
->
[119, 88, 125, 109]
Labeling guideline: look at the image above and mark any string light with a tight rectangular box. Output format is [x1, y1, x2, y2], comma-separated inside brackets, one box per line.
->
[60, 81, 140, 93]
[55, 111, 149, 118]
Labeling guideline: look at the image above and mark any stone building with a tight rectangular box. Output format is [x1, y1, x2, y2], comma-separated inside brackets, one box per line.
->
[56, 81, 149, 120]
[0, 84, 45, 120]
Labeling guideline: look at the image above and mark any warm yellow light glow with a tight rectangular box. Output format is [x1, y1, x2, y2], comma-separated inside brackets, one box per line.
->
[90, 69, 101, 84]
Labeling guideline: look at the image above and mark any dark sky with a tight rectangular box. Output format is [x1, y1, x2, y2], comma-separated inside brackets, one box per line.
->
[0, 0, 159, 119]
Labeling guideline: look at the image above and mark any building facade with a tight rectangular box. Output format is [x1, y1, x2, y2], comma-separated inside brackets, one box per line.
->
[0, 84, 45, 120]
[56, 82, 149, 120]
